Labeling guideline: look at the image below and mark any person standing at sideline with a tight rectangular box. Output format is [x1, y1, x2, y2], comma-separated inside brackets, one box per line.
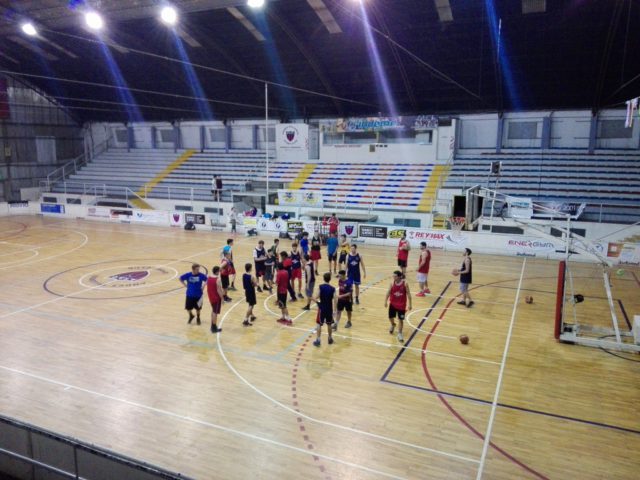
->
[397, 232, 410, 277]
[384, 270, 412, 342]
[242, 263, 257, 327]
[346, 244, 366, 304]
[416, 242, 432, 297]
[454, 248, 474, 308]
[326, 232, 339, 275]
[211, 175, 223, 202]
[180, 264, 207, 325]
[328, 213, 339, 236]
[206, 266, 224, 334]
[312, 272, 337, 347]
[229, 207, 237, 235]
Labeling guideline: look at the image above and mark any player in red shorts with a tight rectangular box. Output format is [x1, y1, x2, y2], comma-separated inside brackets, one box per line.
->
[290, 242, 304, 299]
[310, 231, 322, 275]
[384, 270, 412, 342]
[275, 262, 292, 325]
[206, 266, 224, 334]
[397, 232, 410, 277]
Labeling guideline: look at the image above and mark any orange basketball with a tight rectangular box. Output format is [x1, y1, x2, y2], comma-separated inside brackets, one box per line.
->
[525, 295, 533, 304]
[451, 268, 460, 276]
[459, 334, 469, 345]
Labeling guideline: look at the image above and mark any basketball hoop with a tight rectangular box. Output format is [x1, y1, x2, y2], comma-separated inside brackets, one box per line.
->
[448, 217, 466, 237]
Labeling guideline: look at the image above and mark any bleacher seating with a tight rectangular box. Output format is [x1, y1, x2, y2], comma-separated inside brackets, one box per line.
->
[51, 148, 185, 198]
[445, 154, 640, 223]
[269, 162, 438, 211]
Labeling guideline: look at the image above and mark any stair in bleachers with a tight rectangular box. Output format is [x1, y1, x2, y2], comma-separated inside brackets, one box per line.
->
[445, 153, 640, 223]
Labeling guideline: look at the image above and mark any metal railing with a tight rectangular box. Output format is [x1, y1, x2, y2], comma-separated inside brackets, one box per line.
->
[44, 136, 112, 191]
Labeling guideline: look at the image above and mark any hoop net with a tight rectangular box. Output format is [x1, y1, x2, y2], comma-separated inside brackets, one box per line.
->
[448, 217, 466, 237]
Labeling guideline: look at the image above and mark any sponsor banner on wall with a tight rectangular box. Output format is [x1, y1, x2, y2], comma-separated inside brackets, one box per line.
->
[87, 206, 111, 218]
[132, 210, 167, 224]
[40, 203, 65, 215]
[170, 212, 183, 227]
[506, 196, 533, 219]
[9, 201, 28, 209]
[326, 115, 438, 133]
[287, 221, 304, 234]
[243, 217, 257, 228]
[358, 225, 388, 239]
[339, 223, 358, 238]
[257, 217, 287, 233]
[387, 228, 407, 240]
[405, 228, 468, 249]
[276, 124, 309, 161]
[110, 209, 132, 220]
[532, 202, 586, 219]
[277, 190, 324, 207]
[505, 237, 557, 256]
[607, 242, 640, 265]
[185, 213, 205, 225]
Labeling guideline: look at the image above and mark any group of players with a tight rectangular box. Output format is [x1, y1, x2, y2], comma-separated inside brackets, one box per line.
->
[179, 224, 474, 346]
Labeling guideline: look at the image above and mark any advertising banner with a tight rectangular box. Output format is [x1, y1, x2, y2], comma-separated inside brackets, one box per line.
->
[132, 210, 167, 224]
[185, 213, 206, 225]
[287, 221, 304, 235]
[276, 123, 309, 162]
[9, 201, 28, 209]
[277, 189, 324, 208]
[257, 217, 287, 233]
[110, 209, 132, 221]
[532, 201, 586, 219]
[358, 225, 387, 239]
[170, 212, 183, 227]
[87, 206, 111, 218]
[339, 223, 358, 238]
[505, 237, 558, 257]
[607, 242, 640, 265]
[326, 115, 438, 133]
[40, 203, 65, 215]
[243, 217, 257, 228]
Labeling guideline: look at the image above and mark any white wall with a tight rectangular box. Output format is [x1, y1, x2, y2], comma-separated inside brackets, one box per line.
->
[319, 142, 441, 164]
[550, 110, 591, 149]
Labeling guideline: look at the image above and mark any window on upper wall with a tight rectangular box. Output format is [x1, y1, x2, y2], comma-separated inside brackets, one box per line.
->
[323, 133, 344, 145]
[507, 121, 538, 139]
[209, 128, 226, 143]
[599, 120, 632, 139]
[159, 129, 174, 143]
[114, 129, 128, 143]
[380, 130, 433, 144]
[394, 218, 421, 228]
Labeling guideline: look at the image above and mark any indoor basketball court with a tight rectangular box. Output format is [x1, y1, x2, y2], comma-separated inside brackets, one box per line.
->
[0, 215, 638, 479]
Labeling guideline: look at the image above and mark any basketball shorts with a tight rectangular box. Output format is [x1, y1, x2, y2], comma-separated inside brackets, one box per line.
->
[460, 283, 470, 293]
[316, 309, 334, 325]
[337, 300, 352, 312]
[264, 265, 274, 282]
[185, 296, 201, 311]
[388, 305, 406, 320]
[417, 272, 428, 283]
[255, 262, 266, 278]
[245, 291, 257, 306]
[328, 253, 337, 262]
[397, 259, 407, 268]
[277, 292, 288, 307]
[310, 250, 321, 261]
[305, 280, 316, 298]
[221, 275, 230, 289]
[210, 300, 222, 315]
[291, 268, 302, 280]
[338, 253, 347, 264]
[348, 274, 361, 285]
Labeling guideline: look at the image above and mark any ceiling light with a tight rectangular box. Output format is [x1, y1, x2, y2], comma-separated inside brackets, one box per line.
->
[247, 0, 265, 8]
[160, 6, 178, 25]
[21, 22, 37, 36]
[85, 11, 104, 30]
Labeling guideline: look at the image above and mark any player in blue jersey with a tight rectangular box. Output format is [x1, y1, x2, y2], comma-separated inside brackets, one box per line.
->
[180, 263, 207, 325]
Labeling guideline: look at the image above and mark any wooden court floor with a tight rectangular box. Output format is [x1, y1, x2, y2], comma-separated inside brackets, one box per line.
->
[0, 215, 638, 480]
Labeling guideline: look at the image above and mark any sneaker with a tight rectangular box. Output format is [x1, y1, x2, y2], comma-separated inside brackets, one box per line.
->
[345, 320, 352, 329]
[268, 287, 273, 294]
[225, 297, 233, 303]
[328, 337, 334, 345]
[302, 305, 310, 311]
[196, 316, 201, 325]
[424, 288, 431, 294]
[277, 318, 287, 324]
[285, 319, 293, 326]
[313, 339, 321, 347]
[210, 325, 221, 334]
[257, 286, 263, 293]
[397, 333, 404, 342]
[290, 297, 297, 302]
[250, 315, 257, 321]
[229, 285, 236, 291]
[332, 323, 337, 332]
[416, 291, 426, 297]
[355, 297, 360, 305]
[242, 320, 251, 327]
[466, 301, 475, 308]
[389, 324, 395, 334]
[188, 313, 195, 324]
[457, 300, 466, 306]
[297, 293, 304, 299]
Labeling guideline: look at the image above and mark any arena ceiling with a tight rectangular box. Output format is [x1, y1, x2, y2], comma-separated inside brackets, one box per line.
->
[1, 0, 639, 122]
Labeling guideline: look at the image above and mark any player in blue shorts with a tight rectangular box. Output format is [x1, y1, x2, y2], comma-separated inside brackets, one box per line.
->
[312, 272, 337, 347]
[346, 244, 366, 304]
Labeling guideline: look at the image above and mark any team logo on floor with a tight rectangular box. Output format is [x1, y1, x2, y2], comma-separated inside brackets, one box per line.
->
[109, 270, 149, 282]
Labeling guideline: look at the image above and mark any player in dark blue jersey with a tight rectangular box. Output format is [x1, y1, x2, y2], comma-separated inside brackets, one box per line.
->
[346, 244, 366, 304]
[312, 273, 337, 347]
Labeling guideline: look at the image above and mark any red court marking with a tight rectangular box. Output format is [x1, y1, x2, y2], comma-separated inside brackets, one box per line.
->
[632, 271, 640, 289]
[292, 336, 332, 480]
[421, 280, 550, 480]
[0, 221, 28, 240]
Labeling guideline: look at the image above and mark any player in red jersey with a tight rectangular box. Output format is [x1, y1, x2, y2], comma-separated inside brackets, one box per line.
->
[275, 262, 292, 325]
[206, 266, 224, 334]
[397, 233, 410, 277]
[416, 241, 431, 296]
[384, 270, 412, 342]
